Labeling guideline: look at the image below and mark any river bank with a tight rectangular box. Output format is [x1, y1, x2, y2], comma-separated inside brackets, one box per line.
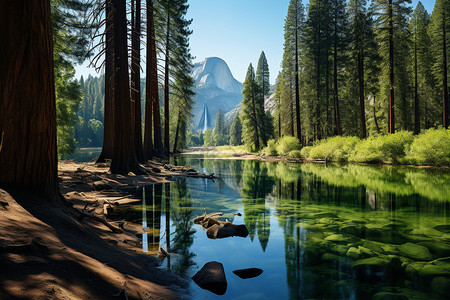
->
[0, 159, 214, 300]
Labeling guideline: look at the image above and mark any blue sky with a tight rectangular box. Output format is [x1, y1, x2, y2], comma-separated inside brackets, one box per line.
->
[75, 0, 436, 84]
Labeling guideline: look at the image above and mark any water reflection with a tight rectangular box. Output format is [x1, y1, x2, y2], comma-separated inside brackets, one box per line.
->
[126, 156, 450, 299]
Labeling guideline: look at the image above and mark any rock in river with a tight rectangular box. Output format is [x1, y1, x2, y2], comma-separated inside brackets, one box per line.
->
[232, 268, 263, 279]
[398, 243, 432, 261]
[192, 261, 227, 295]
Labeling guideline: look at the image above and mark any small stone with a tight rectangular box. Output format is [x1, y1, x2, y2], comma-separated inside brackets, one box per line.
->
[340, 225, 363, 238]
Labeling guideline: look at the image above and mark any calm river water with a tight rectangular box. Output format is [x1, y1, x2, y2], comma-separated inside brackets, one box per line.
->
[118, 154, 450, 299]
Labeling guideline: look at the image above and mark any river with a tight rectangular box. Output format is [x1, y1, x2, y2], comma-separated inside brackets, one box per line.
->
[116, 154, 450, 299]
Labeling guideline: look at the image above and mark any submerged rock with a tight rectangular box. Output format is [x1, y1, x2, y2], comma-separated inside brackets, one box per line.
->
[417, 241, 450, 257]
[434, 224, 450, 233]
[232, 268, 263, 279]
[398, 243, 432, 261]
[192, 261, 227, 295]
[372, 292, 408, 300]
[431, 277, 450, 297]
[347, 247, 363, 260]
[418, 264, 450, 279]
[340, 225, 363, 238]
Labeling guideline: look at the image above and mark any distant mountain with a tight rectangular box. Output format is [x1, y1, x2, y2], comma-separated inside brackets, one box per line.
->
[191, 57, 243, 131]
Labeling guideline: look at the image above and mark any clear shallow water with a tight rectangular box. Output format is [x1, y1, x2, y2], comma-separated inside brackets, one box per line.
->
[118, 155, 450, 299]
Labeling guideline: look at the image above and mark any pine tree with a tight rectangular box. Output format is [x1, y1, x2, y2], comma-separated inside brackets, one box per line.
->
[284, 0, 305, 142]
[241, 64, 264, 151]
[374, 0, 412, 133]
[110, 0, 145, 175]
[348, 0, 378, 137]
[230, 113, 243, 146]
[430, 0, 450, 128]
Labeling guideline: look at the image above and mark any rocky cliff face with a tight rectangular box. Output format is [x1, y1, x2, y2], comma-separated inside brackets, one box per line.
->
[191, 57, 243, 131]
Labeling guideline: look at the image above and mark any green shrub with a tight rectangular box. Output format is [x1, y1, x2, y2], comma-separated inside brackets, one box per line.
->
[276, 136, 301, 155]
[288, 150, 302, 158]
[300, 146, 313, 158]
[377, 131, 414, 163]
[262, 139, 278, 156]
[307, 136, 360, 162]
[406, 128, 450, 166]
[349, 137, 384, 163]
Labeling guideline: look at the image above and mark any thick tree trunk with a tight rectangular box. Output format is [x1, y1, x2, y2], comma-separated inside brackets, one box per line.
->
[163, 10, 171, 157]
[0, 0, 59, 201]
[131, 0, 145, 162]
[358, 51, 366, 138]
[110, 0, 145, 175]
[388, 0, 395, 134]
[97, 0, 114, 163]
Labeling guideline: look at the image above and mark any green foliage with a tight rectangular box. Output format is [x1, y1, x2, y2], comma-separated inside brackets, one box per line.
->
[203, 128, 213, 146]
[406, 128, 450, 166]
[262, 139, 278, 156]
[230, 113, 243, 146]
[241, 64, 265, 151]
[276, 136, 302, 156]
[288, 150, 302, 158]
[308, 136, 360, 162]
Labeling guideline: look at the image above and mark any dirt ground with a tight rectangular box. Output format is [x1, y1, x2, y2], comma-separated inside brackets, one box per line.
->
[0, 159, 212, 300]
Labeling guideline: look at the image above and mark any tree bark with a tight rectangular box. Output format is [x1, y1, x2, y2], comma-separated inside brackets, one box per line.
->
[131, 0, 145, 162]
[110, 0, 145, 175]
[97, 0, 115, 163]
[0, 0, 59, 201]
[144, 0, 154, 160]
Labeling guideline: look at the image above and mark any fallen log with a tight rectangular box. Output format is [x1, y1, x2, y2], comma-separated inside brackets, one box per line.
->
[77, 209, 123, 233]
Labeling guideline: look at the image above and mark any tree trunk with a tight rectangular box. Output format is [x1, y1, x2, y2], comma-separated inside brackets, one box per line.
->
[144, 0, 154, 160]
[110, 0, 145, 175]
[414, 23, 420, 134]
[358, 51, 366, 138]
[251, 87, 260, 150]
[388, 0, 395, 134]
[333, 20, 342, 136]
[173, 109, 182, 153]
[97, 0, 114, 163]
[0, 0, 59, 201]
[131, 0, 145, 162]
[163, 9, 171, 157]
[294, 1, 302, 144]
[442, 9, 448, 128]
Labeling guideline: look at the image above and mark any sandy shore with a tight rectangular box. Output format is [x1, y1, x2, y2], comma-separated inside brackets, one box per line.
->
[0, 159, 212, 300]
